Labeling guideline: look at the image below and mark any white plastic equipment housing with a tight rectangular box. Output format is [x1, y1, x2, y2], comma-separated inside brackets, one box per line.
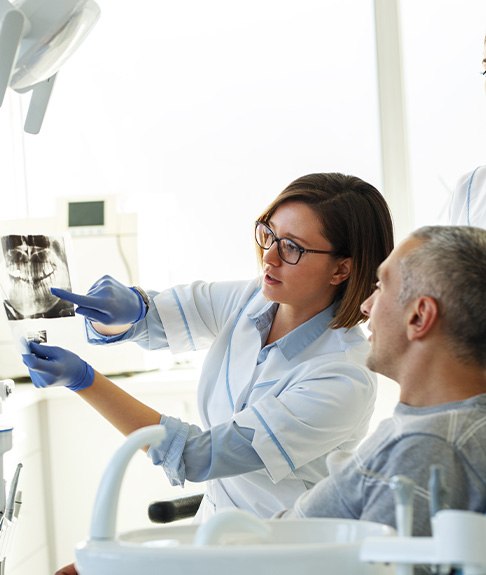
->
[0, 0, 100, 133]
[89, 426, 167, 541]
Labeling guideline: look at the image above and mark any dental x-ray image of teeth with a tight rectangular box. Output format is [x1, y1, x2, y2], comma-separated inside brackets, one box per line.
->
[0, 235, 75, 320]
[27, 330, 47, 343]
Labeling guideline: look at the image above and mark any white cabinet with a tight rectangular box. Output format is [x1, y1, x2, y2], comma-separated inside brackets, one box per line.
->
[3, 393, 50, 575]
[41, 369, 201, 570]
[1, 368, 200, 575]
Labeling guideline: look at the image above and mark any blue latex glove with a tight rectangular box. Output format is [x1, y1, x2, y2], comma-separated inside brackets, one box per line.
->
[50, 275, 146, 325]
[22, 342, 95, 391]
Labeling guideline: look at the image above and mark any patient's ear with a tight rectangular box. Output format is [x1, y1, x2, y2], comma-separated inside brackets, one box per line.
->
[407, 296, 439, 340]
[330, 257, 352, 286]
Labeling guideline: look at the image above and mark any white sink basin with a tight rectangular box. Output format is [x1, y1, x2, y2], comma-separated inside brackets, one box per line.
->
[74, 426, 397, 575]
[75, 515, 396, 575]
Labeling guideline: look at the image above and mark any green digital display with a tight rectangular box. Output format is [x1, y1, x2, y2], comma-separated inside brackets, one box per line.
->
[68, 201, 105, 227]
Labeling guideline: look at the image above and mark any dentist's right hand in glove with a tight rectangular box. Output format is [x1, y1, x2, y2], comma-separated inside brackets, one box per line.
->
[22, 342, 95, 391]
[50, 275, 147, 326]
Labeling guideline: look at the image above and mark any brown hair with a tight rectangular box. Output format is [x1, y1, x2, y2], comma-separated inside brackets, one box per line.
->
[256, 173, 394, 329]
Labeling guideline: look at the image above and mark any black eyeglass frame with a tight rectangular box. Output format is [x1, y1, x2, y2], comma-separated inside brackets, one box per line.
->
[255, 220, 338, 265]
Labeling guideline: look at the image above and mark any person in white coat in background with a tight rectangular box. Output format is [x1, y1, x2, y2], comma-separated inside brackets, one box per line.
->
[447, 35, 486, 226]
[22, 172, 394, 524]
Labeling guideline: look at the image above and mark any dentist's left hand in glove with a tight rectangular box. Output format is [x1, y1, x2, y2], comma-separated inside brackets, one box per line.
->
[22, 342, 95, 391]
[21, 341, 161, 437]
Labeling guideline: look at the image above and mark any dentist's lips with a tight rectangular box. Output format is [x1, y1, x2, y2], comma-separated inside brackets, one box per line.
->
[264, 273, 282, 286]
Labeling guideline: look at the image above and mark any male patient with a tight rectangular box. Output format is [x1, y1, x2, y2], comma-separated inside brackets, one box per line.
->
[48, 226, 486, 575]
[281, 225, 486, 535]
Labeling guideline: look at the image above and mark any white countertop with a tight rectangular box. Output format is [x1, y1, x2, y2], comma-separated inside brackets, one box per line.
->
[2, 366, 200, 410]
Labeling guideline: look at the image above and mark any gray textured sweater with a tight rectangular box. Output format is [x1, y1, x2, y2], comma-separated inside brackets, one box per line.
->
[283, 393, 486, 571]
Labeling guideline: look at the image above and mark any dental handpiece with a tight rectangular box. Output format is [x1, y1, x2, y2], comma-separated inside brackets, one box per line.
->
[389, 474, 415, 537]
[5, 464, 22, 521]
[428, 464, 447, 518]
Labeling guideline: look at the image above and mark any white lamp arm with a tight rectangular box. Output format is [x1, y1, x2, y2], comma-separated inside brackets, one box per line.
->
[24, 73, 57, 134]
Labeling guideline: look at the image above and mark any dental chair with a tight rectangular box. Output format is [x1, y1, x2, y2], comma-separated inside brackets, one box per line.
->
[75, 427, 486, 575]
[148, 493, 204, 523]
[74, 426, 397, 575]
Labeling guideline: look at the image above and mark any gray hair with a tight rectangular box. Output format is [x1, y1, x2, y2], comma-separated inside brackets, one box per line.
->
[398, 225, 486, 368]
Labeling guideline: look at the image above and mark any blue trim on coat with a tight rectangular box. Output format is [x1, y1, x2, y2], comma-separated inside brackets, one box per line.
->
[253, 379, 279, 389]
[225, 288, 260, 411]
[251, 406, 295, 472]
[171, 288, 196, 351]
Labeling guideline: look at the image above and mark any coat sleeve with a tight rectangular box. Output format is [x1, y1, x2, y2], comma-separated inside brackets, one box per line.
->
[233, 357, 376, 483]
[85, 279, 258, 352]
[152, 279, 259, 352]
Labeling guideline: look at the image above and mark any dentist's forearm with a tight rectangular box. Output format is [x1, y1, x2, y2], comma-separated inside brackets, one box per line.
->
[90, 321, 132, 336]
[77, 371, 162, 440]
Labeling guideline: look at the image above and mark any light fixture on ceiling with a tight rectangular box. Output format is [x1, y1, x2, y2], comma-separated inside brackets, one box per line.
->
[0, 0, 100, 134]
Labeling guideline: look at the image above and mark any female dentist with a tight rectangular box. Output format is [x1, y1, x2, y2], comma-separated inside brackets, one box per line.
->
[23, 172, 394, 521]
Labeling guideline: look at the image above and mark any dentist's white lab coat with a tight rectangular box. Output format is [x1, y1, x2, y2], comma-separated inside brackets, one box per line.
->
[91, 278, 377, 519]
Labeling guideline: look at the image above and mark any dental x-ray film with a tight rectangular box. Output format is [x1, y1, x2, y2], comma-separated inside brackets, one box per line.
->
[0, 234, 75, 320]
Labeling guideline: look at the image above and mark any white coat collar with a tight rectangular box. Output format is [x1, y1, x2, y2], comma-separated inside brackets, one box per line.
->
[248, 300, 337, 362]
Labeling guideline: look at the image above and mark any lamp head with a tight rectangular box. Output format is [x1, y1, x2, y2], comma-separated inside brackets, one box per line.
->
[0, 0, 100, 132]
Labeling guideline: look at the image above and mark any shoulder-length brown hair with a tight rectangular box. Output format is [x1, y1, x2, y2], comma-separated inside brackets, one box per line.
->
[256, 173, 394, 329]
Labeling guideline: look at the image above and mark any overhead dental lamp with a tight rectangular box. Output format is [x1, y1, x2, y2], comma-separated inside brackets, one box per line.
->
[0, 0, 100, 134]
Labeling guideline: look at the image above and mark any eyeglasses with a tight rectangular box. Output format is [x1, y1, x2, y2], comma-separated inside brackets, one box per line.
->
[255, 221, 337, 265]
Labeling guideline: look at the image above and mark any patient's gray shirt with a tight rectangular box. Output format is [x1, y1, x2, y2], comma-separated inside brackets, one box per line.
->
[283, 393, 486, 538]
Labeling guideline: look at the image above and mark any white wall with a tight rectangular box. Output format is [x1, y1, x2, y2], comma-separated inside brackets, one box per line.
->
[2, 2, 486, 274]
[1, 0, 382, 288]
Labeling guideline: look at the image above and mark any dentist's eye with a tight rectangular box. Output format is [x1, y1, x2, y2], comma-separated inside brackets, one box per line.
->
[282, 239, 301, 256]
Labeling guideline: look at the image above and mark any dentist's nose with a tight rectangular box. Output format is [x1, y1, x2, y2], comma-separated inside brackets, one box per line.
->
[262, 241, 281, 266]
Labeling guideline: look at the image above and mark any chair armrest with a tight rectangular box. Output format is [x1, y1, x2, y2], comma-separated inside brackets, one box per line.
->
[148, 494, 204, 523]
